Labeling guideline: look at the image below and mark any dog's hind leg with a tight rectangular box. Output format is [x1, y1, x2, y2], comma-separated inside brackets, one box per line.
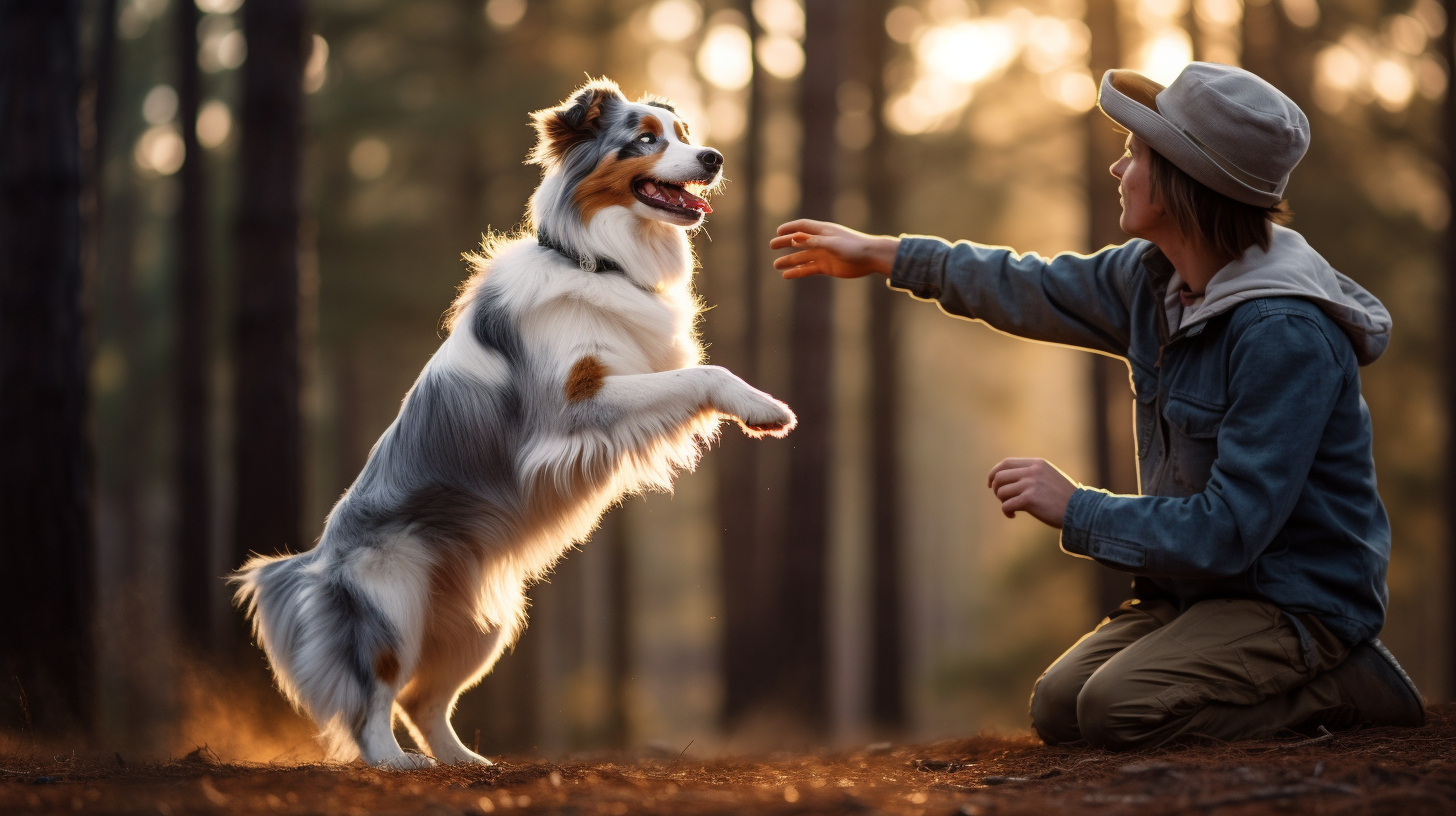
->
[397, 623, 508, 765]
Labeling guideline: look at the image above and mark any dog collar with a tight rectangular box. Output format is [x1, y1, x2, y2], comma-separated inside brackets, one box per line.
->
[536, 229, 625, 275]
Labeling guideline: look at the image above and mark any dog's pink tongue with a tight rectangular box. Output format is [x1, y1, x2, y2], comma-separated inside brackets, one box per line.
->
[681, 189, 712, 213]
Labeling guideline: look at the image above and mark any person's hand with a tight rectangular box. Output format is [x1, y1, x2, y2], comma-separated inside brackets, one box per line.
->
[987, 458, 1079, 529]
[769, 220, 900, 279]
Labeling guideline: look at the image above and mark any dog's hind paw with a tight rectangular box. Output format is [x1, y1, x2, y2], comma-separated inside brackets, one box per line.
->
[377, 752, 438, 771]
[435, 747, 495, 766]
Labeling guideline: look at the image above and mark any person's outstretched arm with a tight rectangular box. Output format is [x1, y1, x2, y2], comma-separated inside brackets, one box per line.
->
[771, 220, 1147, 357]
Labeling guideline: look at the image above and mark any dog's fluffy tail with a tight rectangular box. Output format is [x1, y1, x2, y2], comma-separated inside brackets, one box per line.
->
[231, 551, 401, 760]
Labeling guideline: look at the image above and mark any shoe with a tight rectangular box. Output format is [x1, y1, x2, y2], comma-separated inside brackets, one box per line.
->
[1325, 638, 1426, 729]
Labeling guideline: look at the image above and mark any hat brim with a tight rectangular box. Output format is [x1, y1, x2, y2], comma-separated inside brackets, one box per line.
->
[1097, 69, 1284, 208]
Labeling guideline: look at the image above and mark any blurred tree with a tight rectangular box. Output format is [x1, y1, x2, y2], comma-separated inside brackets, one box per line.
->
[779, 0, 840, 733]
[860, 0, 906, 733]
[1445, 0, 1456, 700]
[234, 0, 308, 575]
[720, 0, 773, 731]
[175, 0, 213, 651]
[0, 0, 96, 734]
[1085, 0, 1138, 619]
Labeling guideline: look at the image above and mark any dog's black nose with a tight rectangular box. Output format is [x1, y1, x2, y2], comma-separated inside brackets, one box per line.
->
[698, 149, 723, 171]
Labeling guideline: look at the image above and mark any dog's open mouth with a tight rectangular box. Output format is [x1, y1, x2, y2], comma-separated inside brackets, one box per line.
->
[633, 178, 713, 217]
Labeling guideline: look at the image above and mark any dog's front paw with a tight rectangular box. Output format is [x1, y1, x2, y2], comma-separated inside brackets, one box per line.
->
[377, 752, 438, 771]
[734, 394, 797, 439]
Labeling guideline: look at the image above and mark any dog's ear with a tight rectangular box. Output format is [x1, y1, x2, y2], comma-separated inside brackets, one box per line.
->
[529, 79, 625, 166]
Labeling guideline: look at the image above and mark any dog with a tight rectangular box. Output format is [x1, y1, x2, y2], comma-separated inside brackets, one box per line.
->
[232, 79, 795, 769]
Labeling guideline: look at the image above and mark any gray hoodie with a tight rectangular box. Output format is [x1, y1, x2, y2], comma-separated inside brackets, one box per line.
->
[1167, 225, 1391, 365]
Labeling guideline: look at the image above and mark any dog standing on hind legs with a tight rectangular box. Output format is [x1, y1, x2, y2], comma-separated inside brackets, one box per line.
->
[232, 79, 795, 769]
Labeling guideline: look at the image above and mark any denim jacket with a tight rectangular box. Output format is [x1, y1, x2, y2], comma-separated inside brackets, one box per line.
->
[890, 227, 1392, 646]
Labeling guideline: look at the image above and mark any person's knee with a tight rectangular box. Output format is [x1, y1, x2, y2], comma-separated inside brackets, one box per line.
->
[1028, 663, 1084, 745]
[1075, 671, 1158, 751]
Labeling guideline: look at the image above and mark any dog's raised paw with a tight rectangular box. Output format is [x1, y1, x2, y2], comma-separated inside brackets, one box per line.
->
[737, 399, 797, 439]
[378, 753, 438, 771]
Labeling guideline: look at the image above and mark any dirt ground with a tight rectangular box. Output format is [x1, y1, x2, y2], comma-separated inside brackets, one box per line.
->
[4, 705, 1455, 815]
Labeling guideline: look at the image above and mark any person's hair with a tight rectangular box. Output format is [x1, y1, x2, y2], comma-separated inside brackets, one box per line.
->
[1146, 146, 1292, 259]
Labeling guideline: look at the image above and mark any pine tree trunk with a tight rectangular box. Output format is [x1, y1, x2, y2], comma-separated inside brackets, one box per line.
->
[234, 0, 307, 572]
[861, 0, 905, 734]
[720, 0, 771, 730]
[1442, 0, 1456, 704]
[0, 0, 96, 735]
[1084, 0, 1138, 619]
[778, 0, 840, 732]
[175, 0, 213, 650]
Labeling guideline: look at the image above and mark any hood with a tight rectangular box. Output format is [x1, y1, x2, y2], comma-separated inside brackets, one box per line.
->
[1168, 225, 1391, 365]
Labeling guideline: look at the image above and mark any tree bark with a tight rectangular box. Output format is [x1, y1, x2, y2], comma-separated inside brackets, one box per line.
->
[778, 0, 840, 732]
[860, 0, 905, 733]
[175, 0, 213, 651]
[1084, 0, 1138, 618]
[234, 0, 307, 572]
[1443, 0, 1456, 704]
[0, 0, 96, 735]
[720, 0, 772, 730]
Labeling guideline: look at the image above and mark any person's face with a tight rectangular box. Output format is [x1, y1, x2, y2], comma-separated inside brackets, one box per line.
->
[1110, 134, 1165, 239]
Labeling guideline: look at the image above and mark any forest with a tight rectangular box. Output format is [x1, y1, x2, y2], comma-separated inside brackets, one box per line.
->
[2, 0, 1455, 812]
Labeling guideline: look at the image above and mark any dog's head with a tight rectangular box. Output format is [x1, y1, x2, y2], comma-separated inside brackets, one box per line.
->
[529, 79, 722, 229]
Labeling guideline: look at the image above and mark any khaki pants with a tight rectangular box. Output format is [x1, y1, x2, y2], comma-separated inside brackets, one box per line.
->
[1029, 598, 1351, 750]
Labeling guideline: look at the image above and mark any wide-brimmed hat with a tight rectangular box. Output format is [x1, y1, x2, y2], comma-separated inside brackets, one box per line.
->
[1097, 62, 1308, 207]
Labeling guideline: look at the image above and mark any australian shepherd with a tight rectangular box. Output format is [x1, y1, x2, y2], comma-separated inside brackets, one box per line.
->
[233, 79, 795, 769]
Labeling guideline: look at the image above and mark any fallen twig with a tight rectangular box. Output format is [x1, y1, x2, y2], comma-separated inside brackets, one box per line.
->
[981, 768, 1062, 785]
[912, 759, 965, 773]
[1278, 726, 1336, 750]
[1196, 781, 1359, 808]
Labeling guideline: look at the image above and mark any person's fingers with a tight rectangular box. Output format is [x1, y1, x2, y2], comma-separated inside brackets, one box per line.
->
[989, 457, 1047, 486]
[1001, 492, 1031, 519]
[769, 231, 817, 250]
[775, 219, 826, 236]
[780, 262, 823, 279]
[994, 479, 1028, 502]
[772, 249, 820, 270]
[990, 467, 1031, 492]
[987, 457, 1036, 486]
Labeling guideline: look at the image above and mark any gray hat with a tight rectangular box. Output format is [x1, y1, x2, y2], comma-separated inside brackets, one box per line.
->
[1097, 62, 1308, 207]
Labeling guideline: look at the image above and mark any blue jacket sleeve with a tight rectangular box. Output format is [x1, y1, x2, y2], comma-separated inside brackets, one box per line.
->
[888, 235, 1149, 356]
[1059, 310, 1347, 577]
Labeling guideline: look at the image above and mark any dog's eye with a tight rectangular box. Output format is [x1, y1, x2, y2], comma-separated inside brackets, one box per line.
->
[637, 133, 657, 144]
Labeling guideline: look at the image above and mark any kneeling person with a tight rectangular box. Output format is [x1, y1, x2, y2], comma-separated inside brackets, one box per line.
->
[771, 62, 1424, 749]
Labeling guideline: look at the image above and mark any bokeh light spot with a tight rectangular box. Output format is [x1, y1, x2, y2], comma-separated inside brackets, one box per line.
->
[197, 100, 232, 148]
[1371, 59, 1414, 110]
[752, 0, 804, 40]
[350, 138, 391, 181]
[485, 0, 527, 31]
[1279, 0, 1319, 28]
[756, 34, 804, 79]
[304, 34, 329, 94]
[142, 84, 178, 125]
[1135, 27, 1191, 85]
[649, 0, 702, 43]
[134, 125, 185, 176]
[884, 5, 923, 43]
[698, 23, 752, 90]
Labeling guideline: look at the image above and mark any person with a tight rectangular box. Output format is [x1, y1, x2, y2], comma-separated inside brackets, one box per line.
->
[770, 62, 1425, 750]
